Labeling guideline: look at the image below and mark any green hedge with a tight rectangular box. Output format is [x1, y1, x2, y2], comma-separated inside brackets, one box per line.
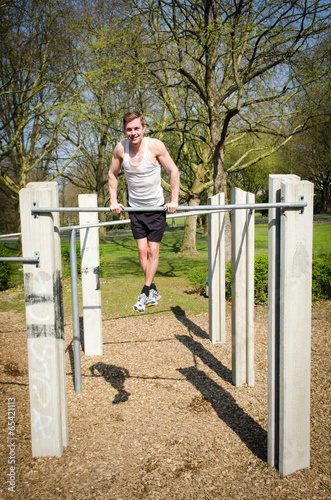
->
[61, 242, 81, 278]
[225, 255, 268, 304]
[190, 254, 331, 303]
[312, 255, 331, 300]
[0, 246, 13, 291]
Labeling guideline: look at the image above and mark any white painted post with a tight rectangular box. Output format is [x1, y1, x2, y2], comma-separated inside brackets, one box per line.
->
[279, 178, 313, 476]
[20, 182, 68, 457]
[231, 187, 255, 386]
[268, 174, 313, 476]
[78, 194, 103, 356]
[50, 183, 68, 446]
[246, 191, 255, 387]
[208, 193, 226, 344]
[231, 187, 247, 386]
[268, 174, 300, 468]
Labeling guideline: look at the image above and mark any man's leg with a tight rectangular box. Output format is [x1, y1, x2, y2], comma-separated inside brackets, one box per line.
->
[136, 238, 160, 286]
[133, 238, 160, 313]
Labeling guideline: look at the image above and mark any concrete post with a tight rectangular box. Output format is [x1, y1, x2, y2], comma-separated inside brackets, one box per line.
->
[268, 175, 313, 476]
[20, 182, 68, 457]
[268, 174, 300, 468]
[208, 193, 226, 344]
[50, 183, 68, 447]
[279, 178, 313, 476]
[231, 187, 255, 386]
[246, 192, 255, 386]
[78, 194, 103, 356]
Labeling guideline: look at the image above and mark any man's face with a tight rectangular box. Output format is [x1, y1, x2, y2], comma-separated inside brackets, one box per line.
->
[124, 117, 146, 145]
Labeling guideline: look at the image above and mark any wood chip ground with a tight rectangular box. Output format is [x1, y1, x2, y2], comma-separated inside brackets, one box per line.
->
[0, 297, 330, 499]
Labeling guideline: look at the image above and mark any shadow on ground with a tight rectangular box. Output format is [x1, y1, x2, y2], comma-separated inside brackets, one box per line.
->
[171, 305, 267, 462]
[90, 362, 131, 404]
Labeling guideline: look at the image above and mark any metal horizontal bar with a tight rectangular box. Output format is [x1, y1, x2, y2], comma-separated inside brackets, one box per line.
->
[1, 200, 307, 238]
[0, 256, 39, 265]
[60, 218, 131, 232]
[0, 232, 22, 239]
[59, 209, 230, 232]
[32, 200, 307, 214]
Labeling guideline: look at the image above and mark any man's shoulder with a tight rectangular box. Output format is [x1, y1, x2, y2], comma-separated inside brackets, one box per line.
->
[114, 140, 126, 158]
[148, 137, 166, 153]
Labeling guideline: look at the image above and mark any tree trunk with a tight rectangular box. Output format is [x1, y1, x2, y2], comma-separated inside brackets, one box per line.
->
[213, 142, 231, 260]
[179, 197, 200, 255]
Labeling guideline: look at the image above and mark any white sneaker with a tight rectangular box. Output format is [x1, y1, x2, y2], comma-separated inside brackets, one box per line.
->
[133, 293, 148, 313]
[150, 289, 161, 302]
[146, 289, 159, 307]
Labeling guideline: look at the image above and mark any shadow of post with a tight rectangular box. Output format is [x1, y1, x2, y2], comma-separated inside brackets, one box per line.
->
[175, 334, 232, 384]
[171, 305, 232, 383]
[179, 366, 267, 462]
[171, 305, 209, 339]
[66, 341, 75, 388]
[171, 305, 267, 462]
[90, 362, 131, 404]
[79, 316, 84, 352]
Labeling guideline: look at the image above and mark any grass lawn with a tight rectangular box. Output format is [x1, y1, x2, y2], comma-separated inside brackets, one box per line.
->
[1, 222, 330, 318]
[254, 223, 331, 257]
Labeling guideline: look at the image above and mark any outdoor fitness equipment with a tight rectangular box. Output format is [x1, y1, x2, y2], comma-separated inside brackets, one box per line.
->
[0, 175, 313, 477]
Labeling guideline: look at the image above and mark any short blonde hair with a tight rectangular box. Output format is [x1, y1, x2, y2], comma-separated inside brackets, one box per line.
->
[123, 111, 144, 130]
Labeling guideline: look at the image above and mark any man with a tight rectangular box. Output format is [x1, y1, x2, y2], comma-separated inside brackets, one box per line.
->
[108, 111, 180, 313]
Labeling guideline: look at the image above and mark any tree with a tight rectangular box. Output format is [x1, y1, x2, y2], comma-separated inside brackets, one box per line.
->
[122, 0, 330, 254]
[148, 89, 214, 254]
[60, 0, 153, 238]
[0, 0, 83, 231]
[279, 34, 331, 212]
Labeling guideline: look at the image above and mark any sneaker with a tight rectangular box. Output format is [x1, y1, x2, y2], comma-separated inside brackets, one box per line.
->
[133, 293, 148, 313]
[150, 288, 161, 301]
[146, 289, 159, 307]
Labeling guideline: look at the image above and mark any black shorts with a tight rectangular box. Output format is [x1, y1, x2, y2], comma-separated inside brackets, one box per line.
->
[129, 208, 166, 243]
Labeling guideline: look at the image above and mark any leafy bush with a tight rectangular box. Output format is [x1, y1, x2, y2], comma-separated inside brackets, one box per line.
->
[188, 266, 208, 294]
[225, 258, 269, 304]
[0, 245, 13, 291]
[254, 254, 269, 304]
[61, 242, 81, 278]
[312, 255, 331, 300]
[217, 254, 331, 303]
[61, 241, 106, 279]
[225, 261, 232, 301]
[0, 262, 12, 291]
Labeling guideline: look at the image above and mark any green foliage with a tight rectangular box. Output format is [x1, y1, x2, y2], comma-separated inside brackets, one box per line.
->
[188, 255, 268, 304]
[61, 242, 81, 278]
[0, 262, 12, 291]
[254, 254, 269, 304]
[224, 260, 272, 303]
[0, 229, 330, 308]
[312, 255, 331, 300]
[0, 245, 13, 291]
[226, 254, 331, 303]
[225, 261, 232, 302]
[188, 266, 208, 294]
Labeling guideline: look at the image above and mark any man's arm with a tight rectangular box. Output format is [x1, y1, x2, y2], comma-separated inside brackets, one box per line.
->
[151, 139, 180, 213]
[108, 142, 125, 213]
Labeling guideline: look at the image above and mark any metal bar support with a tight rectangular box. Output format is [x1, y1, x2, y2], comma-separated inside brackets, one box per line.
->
[0, 251, 40, 266]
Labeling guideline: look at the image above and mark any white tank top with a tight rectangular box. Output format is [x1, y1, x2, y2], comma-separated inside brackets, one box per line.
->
[122, 137, 164, 207]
